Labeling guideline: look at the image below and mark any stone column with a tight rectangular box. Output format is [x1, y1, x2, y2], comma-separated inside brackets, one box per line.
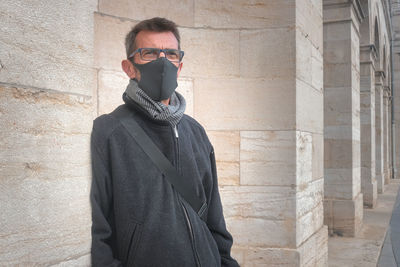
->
[392, 3, 400, 179]
[0, 0, 96, 265]
[323, 0, 364, 236]
[375, 71, 385, 192]
[383, 86, 391, 184]
[360, 44, 377, 208]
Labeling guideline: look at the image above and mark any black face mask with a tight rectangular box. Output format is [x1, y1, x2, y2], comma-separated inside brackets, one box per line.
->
[132, 57, 178, 102]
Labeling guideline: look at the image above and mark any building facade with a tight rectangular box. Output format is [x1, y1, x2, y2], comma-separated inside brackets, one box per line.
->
[0, 0, 399, 266]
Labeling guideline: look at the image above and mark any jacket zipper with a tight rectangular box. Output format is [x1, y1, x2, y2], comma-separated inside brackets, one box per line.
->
[180, 199, 201, 267]
[172, 125, 201, 267]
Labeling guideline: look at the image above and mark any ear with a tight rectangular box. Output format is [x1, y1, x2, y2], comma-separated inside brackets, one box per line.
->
[177, 62, 183, 78]
[122, 59, 137, 79]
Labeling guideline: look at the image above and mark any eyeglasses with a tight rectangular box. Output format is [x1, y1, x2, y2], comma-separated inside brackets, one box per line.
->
[129, 48, 184, 63]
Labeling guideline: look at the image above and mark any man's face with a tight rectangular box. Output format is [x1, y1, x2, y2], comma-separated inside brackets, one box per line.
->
[122, 30, 183, 81]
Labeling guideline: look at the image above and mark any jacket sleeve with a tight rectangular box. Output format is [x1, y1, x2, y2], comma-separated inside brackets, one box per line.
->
[90, 130, 123, 267]
[206, 147, 240, 267]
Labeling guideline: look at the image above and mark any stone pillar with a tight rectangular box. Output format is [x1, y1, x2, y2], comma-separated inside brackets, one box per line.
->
[323, 0, 364, 236]
[0, 0, 96, 265]
[383, 86, 391, 184]
[360, 44, 377, 208]
[95, 0, 328, 266]
[375, 71, 385, 193]
[391, 2, 400, 180]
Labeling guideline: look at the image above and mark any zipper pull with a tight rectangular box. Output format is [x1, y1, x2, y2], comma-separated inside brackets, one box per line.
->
[174, 125, 179, 138]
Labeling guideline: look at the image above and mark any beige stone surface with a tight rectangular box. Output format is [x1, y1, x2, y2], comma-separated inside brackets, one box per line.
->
[207, 131, 240, 185]
[296, 29, 323, 92]
[0, 0, 96, 96]
[239, 28, 295, 79]
[0, 85, 92, 265]
[220, 185, 295, 221]
[240, 130, 296, 186]
[297, 225, 328, 267]
[296, 131, 313, 186]
[296, 201, 324, 247]
[312, 133, 324, 181]
[94, 12, 136, 71]
[194, 78, 295, 130]
[98, 69, 128, 115]
[296, 0, 323, 51]
[242, 247, 300, 267]
[296, 79, 323, 134]
[98, 0, 194, 27]
[179, 28, 240, 78]
[324, 193, 363, 237]
[226, 217, 295, 248]
[194, 0, 295, 29]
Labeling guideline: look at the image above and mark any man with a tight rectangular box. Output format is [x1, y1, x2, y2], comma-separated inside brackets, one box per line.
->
[90, 17, 239, 267]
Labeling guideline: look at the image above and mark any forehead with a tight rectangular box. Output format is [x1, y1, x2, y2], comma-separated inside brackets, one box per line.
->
[135, 31, 179, 49]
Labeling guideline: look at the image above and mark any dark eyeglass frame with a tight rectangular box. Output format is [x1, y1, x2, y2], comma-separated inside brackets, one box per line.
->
[128, 48, 185, 63]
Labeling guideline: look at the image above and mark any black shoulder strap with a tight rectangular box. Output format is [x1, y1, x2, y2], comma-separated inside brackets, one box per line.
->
[111, 105, 207, 219]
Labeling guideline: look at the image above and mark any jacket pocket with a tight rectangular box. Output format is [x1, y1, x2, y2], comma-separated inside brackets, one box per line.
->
[122, 221, 143, 267]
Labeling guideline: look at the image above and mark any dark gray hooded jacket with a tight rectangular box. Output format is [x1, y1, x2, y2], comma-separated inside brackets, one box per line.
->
[90, 92, 239, 267]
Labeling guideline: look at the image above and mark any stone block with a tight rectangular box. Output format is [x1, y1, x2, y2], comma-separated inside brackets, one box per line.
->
[207, 131, 240, 185]
[323, 4, 352, 24]
[194, 0, 295, 29]
[324, 39, 352, 64]
[336, 192, 364, 236]
[312, 133, 324, 181]
[176, 78, 194, 117]
[324, 86, 353, 126]
[220, 186, 296, 221]
[297, 225, 328, 267]
[296, 79, 323, 134]
[361, 177, 377, 208]
[0, 0, 96, 96]
[296, 131, 313, 186]
[296, 0, 323, 51]
[323, 19, 351, 41]
[324, 193, 363, 237]
[324, 63, 352, 88]
[296, 179, 324, 218]
[98, 0, 194, 27]
[94, 12, 136, 71]
[98, 69, 128, 115]
[244, 248, 300, 267]
[194, 78, 295, 131]
[51, 254, 90, 266]
[240, 130, 296, 186]
[324, 138, 353, 169]
[0, 85, 92, 265]
[324, 168, 354, 199]
[226, 217, 295, 248]
[296, 202, 324, 247]
[296, 32, 324, 93]
[179, 28, 240, 78]
[239, 28, 295, 79]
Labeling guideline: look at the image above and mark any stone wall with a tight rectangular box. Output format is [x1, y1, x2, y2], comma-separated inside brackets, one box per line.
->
[0, 0, 96, 265]
[1, 0, 398, 266]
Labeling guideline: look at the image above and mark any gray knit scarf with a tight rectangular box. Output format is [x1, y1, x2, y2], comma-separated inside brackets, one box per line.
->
[124, 79, 186, 127]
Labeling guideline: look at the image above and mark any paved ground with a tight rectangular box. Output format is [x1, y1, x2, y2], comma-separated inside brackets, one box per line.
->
[328, 179, 400, 267]
[378, 179, 400, 267]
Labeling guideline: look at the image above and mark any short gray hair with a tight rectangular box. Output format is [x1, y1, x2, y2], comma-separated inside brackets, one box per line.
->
[125, 17, 181, 58]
